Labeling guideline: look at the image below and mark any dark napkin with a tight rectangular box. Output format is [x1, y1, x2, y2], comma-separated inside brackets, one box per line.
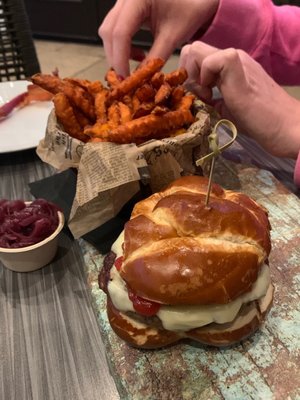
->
[29, 169, 150, 254]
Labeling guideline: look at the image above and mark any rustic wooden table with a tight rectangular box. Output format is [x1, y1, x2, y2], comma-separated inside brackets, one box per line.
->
[0, 149, 119, 400]
[1, 135, 299, 400]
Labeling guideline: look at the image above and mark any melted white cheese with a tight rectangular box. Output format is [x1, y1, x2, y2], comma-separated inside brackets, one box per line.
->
[108, 231, 271, 331]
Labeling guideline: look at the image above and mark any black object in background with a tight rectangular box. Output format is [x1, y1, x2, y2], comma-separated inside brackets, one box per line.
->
[272, 1, 300, 4]
[24, 0, 153, 46]
[29, 168, 150, 254]
[1, 0, 40, 81]
[29, 168, 77, 222]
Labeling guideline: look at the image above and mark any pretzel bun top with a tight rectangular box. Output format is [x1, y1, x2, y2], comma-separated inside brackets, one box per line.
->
[121, 176, 271, 306]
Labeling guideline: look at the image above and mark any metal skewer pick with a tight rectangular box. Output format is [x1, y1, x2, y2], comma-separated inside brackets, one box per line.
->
[195, 119, 238, 207]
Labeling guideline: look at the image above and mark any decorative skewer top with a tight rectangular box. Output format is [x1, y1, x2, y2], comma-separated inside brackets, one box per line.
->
[196, 119, 237, 207]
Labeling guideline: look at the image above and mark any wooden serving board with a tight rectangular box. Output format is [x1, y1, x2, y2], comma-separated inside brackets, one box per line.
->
[81, 158, 300, 400]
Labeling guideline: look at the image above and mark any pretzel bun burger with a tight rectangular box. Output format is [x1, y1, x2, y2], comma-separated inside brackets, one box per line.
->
[99, 176, 273, 348]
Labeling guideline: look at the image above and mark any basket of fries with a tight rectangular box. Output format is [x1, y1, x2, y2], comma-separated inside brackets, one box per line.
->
[33, 59, 213, 238]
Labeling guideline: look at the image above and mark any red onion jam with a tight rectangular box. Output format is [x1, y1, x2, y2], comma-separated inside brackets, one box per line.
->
[0, 199, 61, 249]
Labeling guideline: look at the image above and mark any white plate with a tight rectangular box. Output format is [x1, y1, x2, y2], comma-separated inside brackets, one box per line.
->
[0, 80, 53, 153]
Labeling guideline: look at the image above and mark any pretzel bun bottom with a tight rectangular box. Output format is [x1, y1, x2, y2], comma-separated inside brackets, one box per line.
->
[187, 283, 274, 346]
[106, 298, 181, 349]
[106, 283, 274, 349]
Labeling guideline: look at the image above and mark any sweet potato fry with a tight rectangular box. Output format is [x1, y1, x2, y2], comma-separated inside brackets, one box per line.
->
[72, 107, 91, 128]
[131, 93, 141, 113]
[122, 95, 133, 110]
[84, 122, 114, 138]
[31, 73, 63, 94]
[88, 137, 107, 143]
[170, 128, 186, 137]
[175, 94, 195, 110]
[170, 86, 185, 108]
[107, 58, 165, 103]
[61, 81, 96, 121]
[165, 68, 188, 86]
[33, 74, 96, 121]
[154, 82, 172, 104]
[134, 83, 155, 103]
[105, 69, 122, 88]
[151, 105, 169, 116]
[119, 102, 132, 123]
[86, 80, 104, 96]
[85, 109, 195, 143]
[63, 78, 92, 91]
[109, 101, 132, 125]
[132, 102, 155, 119]
[94, 89, 108, 123]
[107, 102, 121, 126]
[151, 71, 165, 89]
[53, 93, 88, 142]
[31, 61, 196, 145]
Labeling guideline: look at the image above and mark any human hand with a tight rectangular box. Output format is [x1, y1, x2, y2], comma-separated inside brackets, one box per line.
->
[180, 42, 300, 159]
[99, 0, 219, 77]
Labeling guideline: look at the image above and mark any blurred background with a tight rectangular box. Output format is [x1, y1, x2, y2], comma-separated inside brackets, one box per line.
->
[23, 0, 300, 45]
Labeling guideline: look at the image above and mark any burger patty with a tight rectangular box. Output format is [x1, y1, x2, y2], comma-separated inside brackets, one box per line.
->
[99, 250, 163, 328]
[98, 250, 116, 294]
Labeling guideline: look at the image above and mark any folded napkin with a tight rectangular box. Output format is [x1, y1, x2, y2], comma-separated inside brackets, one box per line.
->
[29, 169, 147, 254]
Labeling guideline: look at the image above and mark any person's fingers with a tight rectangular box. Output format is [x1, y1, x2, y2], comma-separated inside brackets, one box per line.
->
[99, 0, 149, 76]
[180, 44, 249, 106]
[185, 82, 214, 103]
[179, 42, 218, 102]
[99, 2, 124, 70]
[178, 44, 190, 69]
[180, 42, 218, 82]
[146, 29, 180, 64]
[200, 48, 246, 90]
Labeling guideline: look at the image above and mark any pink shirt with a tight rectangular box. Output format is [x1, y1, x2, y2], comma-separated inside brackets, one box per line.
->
[201, 0, 300, 186]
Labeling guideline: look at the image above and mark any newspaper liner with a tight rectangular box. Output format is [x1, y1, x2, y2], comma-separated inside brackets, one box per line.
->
[37, 104, 212, 238]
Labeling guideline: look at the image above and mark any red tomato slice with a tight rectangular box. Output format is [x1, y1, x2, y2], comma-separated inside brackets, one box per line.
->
[114, 254, 160, 316]
[127, 286, 161, 316]
[114, 256, 123, 271]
